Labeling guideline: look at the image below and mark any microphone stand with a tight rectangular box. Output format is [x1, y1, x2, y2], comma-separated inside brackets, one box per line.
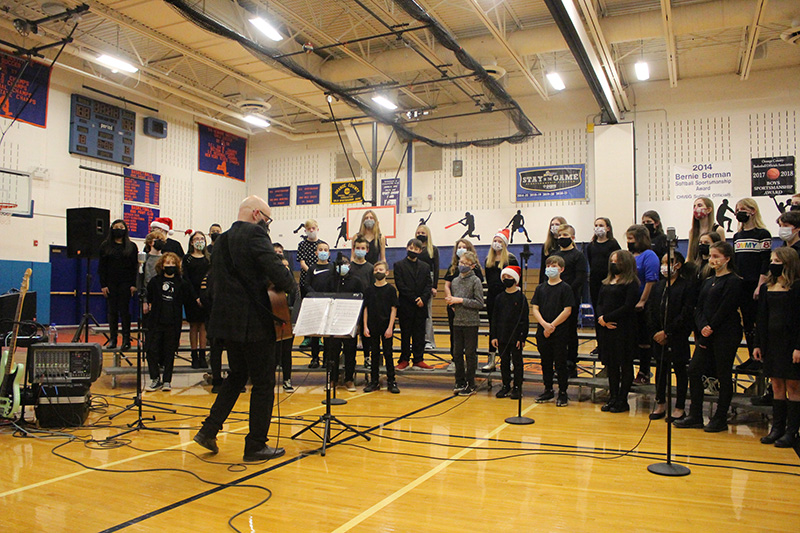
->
[648, 231, 690, 476]
[107, 253, 176, 440]
[505, 243, 534, 425]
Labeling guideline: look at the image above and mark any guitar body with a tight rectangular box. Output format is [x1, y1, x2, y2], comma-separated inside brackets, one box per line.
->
[0, 348, 24, 418]
[268, 287, 293, 342]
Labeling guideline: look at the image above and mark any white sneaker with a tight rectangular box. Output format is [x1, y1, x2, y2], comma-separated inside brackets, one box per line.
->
[345, 381, 356, 392]
[145, 379, 162, 391]
[161, 382, 171, 392]
[446, 362, 455, 372]
[283, 380, 295, 393]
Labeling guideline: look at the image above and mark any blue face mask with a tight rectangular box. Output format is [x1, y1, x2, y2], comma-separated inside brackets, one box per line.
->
[545, 266, 560, 279]
[456, 248, 467, 257]
[338, 264, 350, 276]
[458, 264, 472, 274]
[355, 249, 367, 259]
[318, 251, 330, 261]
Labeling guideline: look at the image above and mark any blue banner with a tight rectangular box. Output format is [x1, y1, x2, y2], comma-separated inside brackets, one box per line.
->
[381, 177, 400, 212]
[123, 204, 159, 239]
[516, 164, 586, 202]
[268, 186, 291, 207]
[123, 168, 160, 206]
[297, 184, 320, 205]
[198, 123, 246, 181]
[0, 53, 50, 128]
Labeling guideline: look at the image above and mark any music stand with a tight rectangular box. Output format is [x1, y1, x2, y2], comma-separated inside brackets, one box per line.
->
[290, 293, 370, 456]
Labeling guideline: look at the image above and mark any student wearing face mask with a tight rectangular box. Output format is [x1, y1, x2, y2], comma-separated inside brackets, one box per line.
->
[304, 241, 334, 369]
[415, 225, 439, 350]
[446, 251, 484, 395]
[183, 231, 211, 369]
[444, 239, 484, 371]
[350, 237, 374, 369]
[296, 219, 320, 348]
[394, 239, 434, 370]
[490, 265, 529, 400]
[694, 231, 722, 281]
[642, 210, 669, 261]
[206, 223, 222, 255]
[144, 252, 198, 392]
[687, 197, 726, 263]
[539, 216, 568, 284]
[626, 225, 660, 385]
[585, 218, 621, 360]
[732, 198, 772, 372]
[98, 219, 139, 350]
[352, 210, 386, 264]
[777, 210, 800, 258]
[363, 261, 399, 393]
[323, 256, 365, 391]
[552, 224, 588, 377]
[675, 242, 742, 433]
[483, 229, 519, 371]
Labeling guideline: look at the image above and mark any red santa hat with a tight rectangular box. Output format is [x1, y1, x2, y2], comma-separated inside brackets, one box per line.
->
[150, 217, 174, 235]
[494, 228, 511, 246]
[501, 265, 521, 284]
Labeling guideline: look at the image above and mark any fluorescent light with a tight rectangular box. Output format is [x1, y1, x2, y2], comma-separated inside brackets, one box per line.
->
[371, 95, 397, 110]
[635, 61, 650, 81]
[546, 72, 565, 91]
[243, 114, 270, 128]
[96, 54, 138, 73]
[249, 17, 283, 41]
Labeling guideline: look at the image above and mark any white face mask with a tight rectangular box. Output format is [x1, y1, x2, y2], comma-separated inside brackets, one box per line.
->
[491, 241, 504, 251]
[456, 247, 467, 257]
[779, 227, 796, 241]
[660, 264, 670, 277]
[594, 226, 607, 238]
[550, 224, 560, 235]
[307, 230, 317, 239]
[364, 219, 375, 229]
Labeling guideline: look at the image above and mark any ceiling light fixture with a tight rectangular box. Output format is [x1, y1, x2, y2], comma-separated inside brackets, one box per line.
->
[635, 61, 650, 81]
[96, 54, 139, 73]
[249, 17, 283, 42]
[546, 72, 565, 91]
[243, 114, 270, 128]
[371, 95, 397, 110]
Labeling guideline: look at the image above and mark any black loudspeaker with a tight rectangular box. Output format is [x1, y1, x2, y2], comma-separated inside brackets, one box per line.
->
[66, 207, 109, 259]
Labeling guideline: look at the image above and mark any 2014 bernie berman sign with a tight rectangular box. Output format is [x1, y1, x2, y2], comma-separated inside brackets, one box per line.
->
[516, 164, 586, 201]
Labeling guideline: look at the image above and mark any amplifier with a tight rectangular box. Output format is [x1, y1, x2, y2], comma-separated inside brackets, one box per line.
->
[35, 384, 90, 427]
[28, 343, 103, 385]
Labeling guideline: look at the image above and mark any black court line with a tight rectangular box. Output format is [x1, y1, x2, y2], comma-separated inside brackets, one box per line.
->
[99, 395, 457, 532]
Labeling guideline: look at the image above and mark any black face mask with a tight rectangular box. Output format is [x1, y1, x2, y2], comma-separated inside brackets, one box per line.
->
[698, 243, 710, 257]
[163, 266, 178, 276]
[644, 223, 656, 236]
[791, 205, 800, 212]
[627, 242, 638, 253]
[609, 263, 620, 276]
[152, 239, 164, 251]
[374, 272, 386, 281]
[557, 237, 572, 249]
[111, 228, 126, 239]
[210, 233, 220, 242]
[407, 250, 419, 260]
[769, 263, 784, 279]
[735, 211, 751, 223]
[502, 278, 516, 288]
[417, 234, 428, 243]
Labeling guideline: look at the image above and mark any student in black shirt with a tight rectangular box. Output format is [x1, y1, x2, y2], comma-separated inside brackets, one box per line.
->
[98, 219, 138, 350]
[490, 266, 529, 399]
[642, 210, 669, 262]
[144, 252, 197, 392]
[675, 241, 742, 433]
[416, 224, 440, 350]
[350, 236, 374, 368]
[183, 231, 210, 369]
[363, 261, 399, 393]
[531, 256, 575, 406]
[394, 239, 433, 370]
[150, 217, 185, 257]
[777, 211, 800, 259]
[553, 223, 588, 375]
[305, 241, 334, 368]
[585, 217, 621, 360]
[484, 228, 518, 371]
[324, 256, 365, 391]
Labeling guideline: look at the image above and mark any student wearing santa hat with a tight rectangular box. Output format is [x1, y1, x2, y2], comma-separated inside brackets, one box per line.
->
[150, 217, 185, 257]
[490, 264, 529, 399]
[483, 228, 518, 371]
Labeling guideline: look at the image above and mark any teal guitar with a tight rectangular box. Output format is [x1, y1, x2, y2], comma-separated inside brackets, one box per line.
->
[0, 268, 31, 419]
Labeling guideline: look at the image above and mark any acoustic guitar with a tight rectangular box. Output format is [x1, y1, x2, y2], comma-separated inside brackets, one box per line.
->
[268, 286, 293, 342]
[0, 268, 32, 419]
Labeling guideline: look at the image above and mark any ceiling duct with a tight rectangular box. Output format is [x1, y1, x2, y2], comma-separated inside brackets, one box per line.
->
[781, 26, 800, 45]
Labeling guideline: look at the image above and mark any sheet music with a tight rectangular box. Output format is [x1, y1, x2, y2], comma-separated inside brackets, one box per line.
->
[327, 299, 364, 336]
[292, 298, 330, 337]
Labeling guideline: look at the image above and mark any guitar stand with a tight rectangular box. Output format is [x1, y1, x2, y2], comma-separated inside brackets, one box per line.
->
[72, 257, 109, 345]
[292, 340, 370, 456]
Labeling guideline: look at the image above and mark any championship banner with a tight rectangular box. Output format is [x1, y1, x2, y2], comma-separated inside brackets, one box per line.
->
[751, 156, 795, 197]
[516, 164, 586, 202]
[297, 184, 320, 205]
[0, 53, 51, 128]
[123, 204, 159, 239]
[198, 123, 246, 181]
[268, 186, 291, 207]
[123, 168, 160, 206]
[331, 179, 363, 204]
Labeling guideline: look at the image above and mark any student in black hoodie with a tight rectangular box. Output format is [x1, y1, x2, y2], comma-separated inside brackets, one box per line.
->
[552, 223, 588, 376]
[98, 219, 138, 350]
[490, 265, 529, 400]
[394, 238, 433, 370]
[324, 256, 366, 391]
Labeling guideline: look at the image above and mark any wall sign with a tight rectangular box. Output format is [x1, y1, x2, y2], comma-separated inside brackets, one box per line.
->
[123, 168, 160, 206]
[297, 184, 320, 205]
[268, 186, 291, 207]
[751, 156, 795, 197]
[331, 179, 364, 204]
[516, 164, 586, 202]
[123, 204, 159, 239]
[381, 177, 400, 212]
[198, 123, 246, 181]
[672, 161, 733, 200]
[0, 53, 51, 128]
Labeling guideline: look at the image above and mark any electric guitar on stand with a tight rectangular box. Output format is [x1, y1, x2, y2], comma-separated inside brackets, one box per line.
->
[0, 268, 32, 419]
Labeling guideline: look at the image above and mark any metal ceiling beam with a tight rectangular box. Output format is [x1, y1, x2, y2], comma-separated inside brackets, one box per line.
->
[465, 0, 549, 101]
[659, 0, 678, 87]
[738, 0, 769, 80]
[575, 0, 630, 112]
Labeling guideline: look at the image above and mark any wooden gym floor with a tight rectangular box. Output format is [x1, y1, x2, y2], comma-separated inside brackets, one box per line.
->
[2, 332, 799, 532]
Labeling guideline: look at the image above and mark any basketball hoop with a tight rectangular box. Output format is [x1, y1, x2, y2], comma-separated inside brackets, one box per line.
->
[0, 203, 17, 224]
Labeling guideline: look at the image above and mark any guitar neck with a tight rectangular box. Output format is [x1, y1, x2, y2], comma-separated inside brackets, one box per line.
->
[5, 268, 32, 374]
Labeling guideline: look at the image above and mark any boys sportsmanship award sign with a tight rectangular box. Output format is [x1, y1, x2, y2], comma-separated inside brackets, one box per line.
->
[516, 164, 586, 201]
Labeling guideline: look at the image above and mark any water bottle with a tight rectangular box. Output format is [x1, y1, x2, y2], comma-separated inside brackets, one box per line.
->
[48, 323, 58, 344]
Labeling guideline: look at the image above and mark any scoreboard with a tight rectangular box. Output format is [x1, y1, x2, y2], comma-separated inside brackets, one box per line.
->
[69, 94, 135, 165]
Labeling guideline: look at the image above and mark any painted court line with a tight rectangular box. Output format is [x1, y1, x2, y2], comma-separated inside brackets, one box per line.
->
[331, 402, 539, 533]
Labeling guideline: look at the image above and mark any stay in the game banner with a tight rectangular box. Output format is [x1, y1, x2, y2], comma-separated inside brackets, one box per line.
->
[516, 164, 586, 202]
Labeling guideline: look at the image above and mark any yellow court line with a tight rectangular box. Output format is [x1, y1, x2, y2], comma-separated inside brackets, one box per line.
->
[0, 398, 331, 499]
[331, 402, 539, 533]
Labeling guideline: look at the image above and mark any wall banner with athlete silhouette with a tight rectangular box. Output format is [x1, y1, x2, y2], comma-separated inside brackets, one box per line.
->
[516, 164, 586, 202]
[672, 161, 732, 201]
[751, 156, 795, 197]
[197, 123, 246, 181]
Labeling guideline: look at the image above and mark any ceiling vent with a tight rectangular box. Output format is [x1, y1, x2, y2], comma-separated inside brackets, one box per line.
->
[780, 26, 800, 45]
[237, 99, 272, 114]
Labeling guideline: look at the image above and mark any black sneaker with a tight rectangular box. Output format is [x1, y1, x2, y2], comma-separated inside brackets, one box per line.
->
[509, 387, 521, 400]
[387, 381, 400, 394]
[363, 382, 380, 392]
[673, 415, 704, 429]
[704, 417, 728, 433]
[453, 382, 466, 394]
[495, 385, 511, 398]
[308, 357, 320, 369]
[458, 385, 476, 396]
[609, 401, 630, 413]
[600, 399, 616, 412]
[536, 389, 555, 403]
[556, 392, 569, 407]
[282, 380, 295, 393]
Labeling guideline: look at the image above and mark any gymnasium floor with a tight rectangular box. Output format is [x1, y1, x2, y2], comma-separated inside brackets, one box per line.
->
[2, 333, 799, 532]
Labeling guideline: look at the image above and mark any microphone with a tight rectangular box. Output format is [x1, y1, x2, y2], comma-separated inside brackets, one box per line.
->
[666, 227, 677, 246]
[138, 251, 147, 274]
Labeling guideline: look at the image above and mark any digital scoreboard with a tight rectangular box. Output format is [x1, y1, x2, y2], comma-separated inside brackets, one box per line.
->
[69, 94, 135, 165]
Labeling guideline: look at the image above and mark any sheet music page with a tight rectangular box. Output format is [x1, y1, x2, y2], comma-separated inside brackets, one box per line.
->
[293, 298, 330, 337]
[326, 299, 364, 336]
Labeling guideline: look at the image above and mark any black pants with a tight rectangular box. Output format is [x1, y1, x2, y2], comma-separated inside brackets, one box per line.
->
[208, 337, 224, 386]
[107, 283, 132, 340]
[740, 280, 758, 358]
[201, 339, 278, 453]
[599, 327, 635, 404]
[498, 340, 523, 389]
[447, 306, 455, 359]
[398, 310, 426, 363]
[326, 337, 357, 383]
[653, 340, 689, 409]
[368, 331, 395, 384]
[453, 325, 478, 388]
[147, 324, 180, 382]
[566, 310, 579, 366]
[279, 336, 293, 381]
[688, 331, 741, 419]
[310, 337, 322, 362]
[635, 310, 651, 375]
[538, 332, 568, 392]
